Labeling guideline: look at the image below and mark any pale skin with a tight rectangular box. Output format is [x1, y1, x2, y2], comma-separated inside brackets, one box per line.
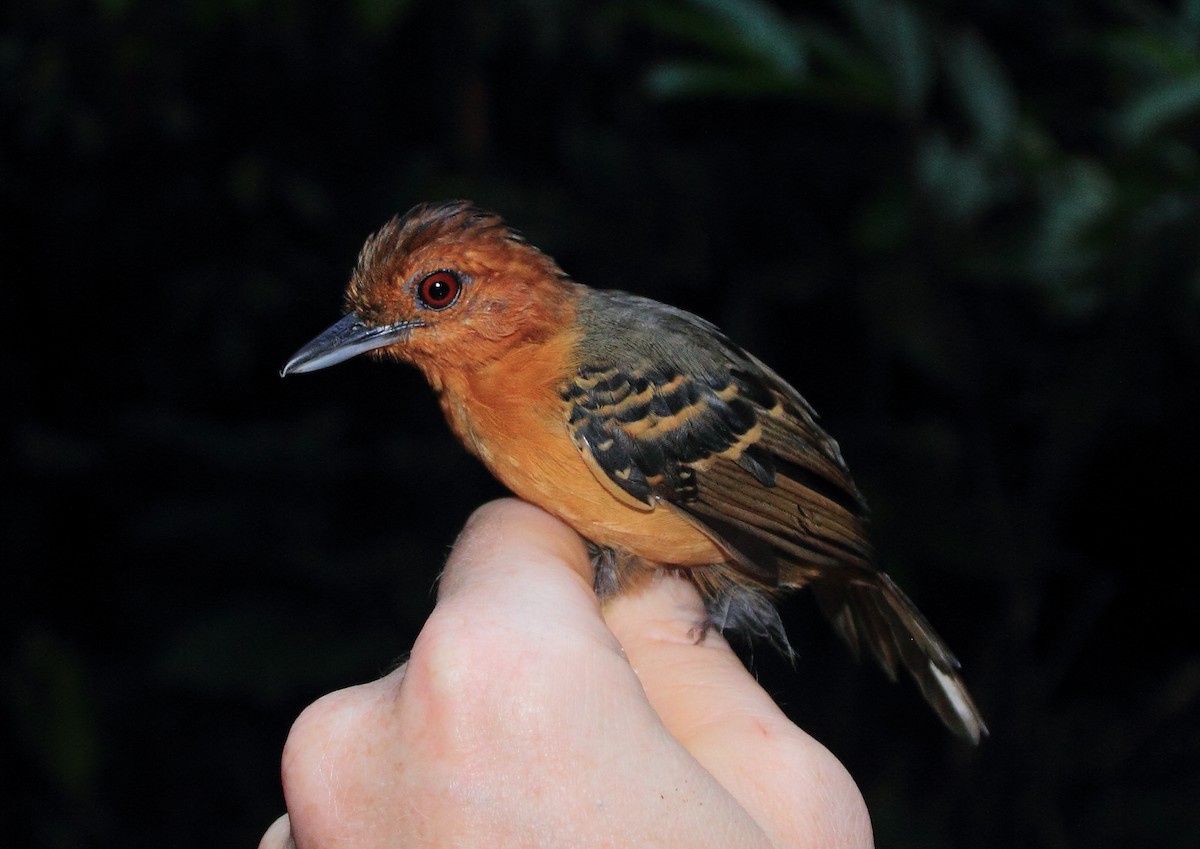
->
[259, 498, 873, 849]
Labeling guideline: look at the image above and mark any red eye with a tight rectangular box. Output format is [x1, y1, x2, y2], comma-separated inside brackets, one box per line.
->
[416, 270, 462, 310]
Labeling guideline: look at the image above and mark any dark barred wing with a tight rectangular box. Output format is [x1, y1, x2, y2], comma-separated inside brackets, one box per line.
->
[561, 355, 873, 583]
[564, 288, 873, 584]
[563, 289, 987, 742]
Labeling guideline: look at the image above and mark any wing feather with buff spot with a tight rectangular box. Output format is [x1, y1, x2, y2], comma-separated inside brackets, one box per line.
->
[559, 288, 987, 743]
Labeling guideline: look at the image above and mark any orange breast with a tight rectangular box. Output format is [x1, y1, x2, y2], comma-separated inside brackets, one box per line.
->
[435, 331, 725, 567]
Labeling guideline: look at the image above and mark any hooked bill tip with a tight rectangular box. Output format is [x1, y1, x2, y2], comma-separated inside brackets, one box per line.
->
[279, 348, 327, 378]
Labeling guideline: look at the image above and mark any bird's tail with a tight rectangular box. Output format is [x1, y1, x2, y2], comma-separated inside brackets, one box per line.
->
[809, 570, 988, 743]
[699, 562, 986, 742]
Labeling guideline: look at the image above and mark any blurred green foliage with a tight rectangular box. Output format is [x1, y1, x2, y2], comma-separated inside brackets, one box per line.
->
[4, 0, 1198, 847]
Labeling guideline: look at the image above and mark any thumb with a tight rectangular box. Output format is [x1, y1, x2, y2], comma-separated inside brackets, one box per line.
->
[602, 572, 789, 746]
[602, 573, 874, 849]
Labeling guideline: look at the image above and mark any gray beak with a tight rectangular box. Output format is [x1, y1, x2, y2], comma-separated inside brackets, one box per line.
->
[280, 313, 418, 376]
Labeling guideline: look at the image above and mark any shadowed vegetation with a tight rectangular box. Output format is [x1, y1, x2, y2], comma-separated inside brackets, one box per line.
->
[4, 0, 1198, 846]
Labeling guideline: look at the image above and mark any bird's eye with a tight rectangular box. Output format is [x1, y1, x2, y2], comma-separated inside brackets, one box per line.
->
[416, 270, 462, 310]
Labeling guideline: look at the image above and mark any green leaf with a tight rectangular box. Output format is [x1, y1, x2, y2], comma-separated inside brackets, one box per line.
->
[916, 131, 992, 221]
[1025, 157, 1114, 316]
[942, 28, 1017, 154]
[626, 0, 759, 61]
[645, 60, 802, 98]
[844, 0, 933, 114]
[1117, 72, 1200, 144]
[1102, 28, 1200, 78]
[689, 0, 806, 76]
[627, 0, 805, 75]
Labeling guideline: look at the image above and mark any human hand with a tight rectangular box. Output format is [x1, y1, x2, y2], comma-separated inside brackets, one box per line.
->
[259, 498, 872, 848]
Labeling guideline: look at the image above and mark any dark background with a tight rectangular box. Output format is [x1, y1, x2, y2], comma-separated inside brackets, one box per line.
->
[5, 0, 1199, 846]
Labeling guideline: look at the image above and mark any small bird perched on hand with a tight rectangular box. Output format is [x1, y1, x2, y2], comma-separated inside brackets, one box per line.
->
[282, 200, 986, 742]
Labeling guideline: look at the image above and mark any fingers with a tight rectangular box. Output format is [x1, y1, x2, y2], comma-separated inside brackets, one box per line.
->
[258, 814, 293, 849]
[431, 498, 612, 649]
[273, 499, 870, 848]
[440, 498, 594, 597]
[278, 499, 770, 847]
[604, 574, 874, 849]
[279, 670, 410, 848]
[604, 573, 789, 744]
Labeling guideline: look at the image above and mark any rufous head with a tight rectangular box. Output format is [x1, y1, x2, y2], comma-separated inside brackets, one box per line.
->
[282, 201, 571, 379]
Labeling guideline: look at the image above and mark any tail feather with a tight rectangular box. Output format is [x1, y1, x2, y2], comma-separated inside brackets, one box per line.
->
[848, 582, 900, 680]
[812, 571, 987, 743]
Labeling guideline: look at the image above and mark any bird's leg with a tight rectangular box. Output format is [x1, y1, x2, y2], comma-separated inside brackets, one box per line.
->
[696, 588, 733, 641]
[589, 544, 678, 602]
[690, 565, 795, 659]
[589, 544, 711, 647]
[587, 542, 627, 600]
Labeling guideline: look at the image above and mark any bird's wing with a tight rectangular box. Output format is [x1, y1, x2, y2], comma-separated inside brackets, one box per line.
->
[563, 291, 987, 742]
[560, 316, 874, 587]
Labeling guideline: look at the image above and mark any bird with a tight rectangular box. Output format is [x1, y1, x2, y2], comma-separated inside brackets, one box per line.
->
[282, 200, 987, 742]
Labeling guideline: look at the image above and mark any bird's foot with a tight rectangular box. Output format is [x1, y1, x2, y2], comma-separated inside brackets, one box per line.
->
[588, 543, 621, 600]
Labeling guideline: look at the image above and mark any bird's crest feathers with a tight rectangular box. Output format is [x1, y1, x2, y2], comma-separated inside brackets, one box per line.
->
[341, 201, 573, 373]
